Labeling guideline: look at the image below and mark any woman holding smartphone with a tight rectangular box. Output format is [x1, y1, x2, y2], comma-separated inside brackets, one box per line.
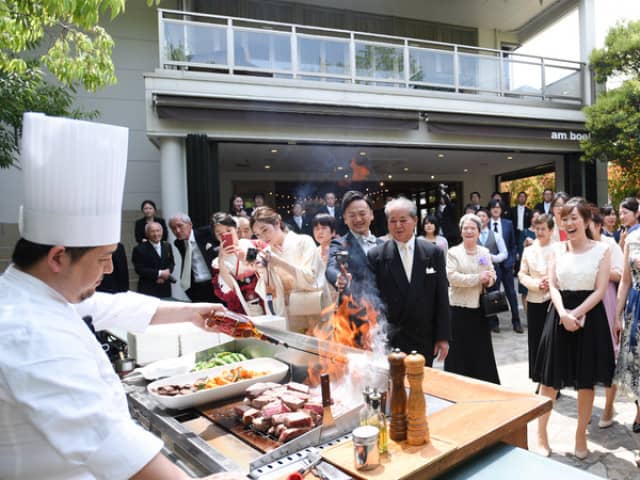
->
[210, 212, 266, 316]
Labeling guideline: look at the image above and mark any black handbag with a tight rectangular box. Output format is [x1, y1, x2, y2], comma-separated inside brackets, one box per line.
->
[480, 288, 510, 317]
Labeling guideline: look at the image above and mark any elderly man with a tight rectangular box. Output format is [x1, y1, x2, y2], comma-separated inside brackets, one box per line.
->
[368, 197, 451, 365]
[236, 216, 253, 240]
[170, 213, 218, 303]
[132, 222, 175, 298]
[0, 113, 235, 480]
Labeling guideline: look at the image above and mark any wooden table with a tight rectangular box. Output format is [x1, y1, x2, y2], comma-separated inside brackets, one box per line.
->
[322, 367, 552, 479]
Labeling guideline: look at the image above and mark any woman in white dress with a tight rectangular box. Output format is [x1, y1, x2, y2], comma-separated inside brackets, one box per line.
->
[533, 198, 613, 459]
[251, 206, 325, 333]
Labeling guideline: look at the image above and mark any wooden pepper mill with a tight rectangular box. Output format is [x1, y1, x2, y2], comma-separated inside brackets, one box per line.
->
[404, 351, 430, 446]
[388, 348, 407, 441]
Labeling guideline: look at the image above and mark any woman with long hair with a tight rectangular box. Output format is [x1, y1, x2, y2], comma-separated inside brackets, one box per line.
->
[229, 194, 250, 218]
[618, 197, 640, 250]
[550, 192, 570, 242]
[251, 207, 324, 333]
[533, 198, 613, 459]
[601, 205, 618, 240]
[422, 214, 449, 251]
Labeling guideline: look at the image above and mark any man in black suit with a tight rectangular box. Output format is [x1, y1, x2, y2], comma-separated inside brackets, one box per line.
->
[368, 197, 451, 365]
[534, 188, 554, 215]
[318, 192, 346, 235]
[131, 222, 175, 298]
[169, 213, 218, 303]
[488, 199, 522, 333]
[509, 191, 533, 243]
[436, 191, 459, 246]
[287, 202, 313, 236]
[326, 190, 382, 302]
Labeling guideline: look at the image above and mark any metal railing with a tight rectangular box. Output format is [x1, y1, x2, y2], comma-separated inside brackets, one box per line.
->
[158, 9, 585, 104]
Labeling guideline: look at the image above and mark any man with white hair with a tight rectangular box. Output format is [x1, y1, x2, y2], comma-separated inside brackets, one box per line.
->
[368, 197, 451, 364]
[0, 113, 235, 479]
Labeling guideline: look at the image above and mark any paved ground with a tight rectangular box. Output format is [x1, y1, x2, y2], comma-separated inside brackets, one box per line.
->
[488, 307, 640, 478]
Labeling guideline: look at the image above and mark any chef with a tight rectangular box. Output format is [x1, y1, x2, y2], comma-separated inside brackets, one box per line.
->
[0, 114, 240, 480]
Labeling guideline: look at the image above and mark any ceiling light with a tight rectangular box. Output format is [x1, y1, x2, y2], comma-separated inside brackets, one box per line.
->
[359, 151, 366, 156]
[379, 181, 385, 187]
[403, 167, 409, 172]
[507, 156, 513, 160]
[344, 174, 349, 178]
[388, 174, 393, 179]
[463, 168, 469, 173]
[430, 175, 435, 179]
[337, 166, 343, 171]
[271, 148, 278, 153]
[264, 165, 271, 169]
[437, 154, 444, 158]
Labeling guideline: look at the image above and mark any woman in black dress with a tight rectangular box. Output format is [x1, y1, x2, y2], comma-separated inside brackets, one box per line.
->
[134, 200, 168, 244]
[533, 198, 613, 459]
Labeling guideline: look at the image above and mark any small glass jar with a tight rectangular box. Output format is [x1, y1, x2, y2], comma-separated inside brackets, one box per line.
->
[352, 425, 380, 470]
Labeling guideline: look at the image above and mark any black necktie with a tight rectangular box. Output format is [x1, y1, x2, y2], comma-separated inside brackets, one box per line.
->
[493, 222, 499, 233]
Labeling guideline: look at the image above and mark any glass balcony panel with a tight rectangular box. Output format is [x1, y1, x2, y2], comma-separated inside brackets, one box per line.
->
[234, 30, 292, 71]
[355, 43, 404, 81]
[298, 37, 350, 76]
[544, 66, 581, 99]
[503, 59, 542, 96]
[163, 21, 227, 65]
[409, 47, 454, 86]
[458, 52, 500, 91]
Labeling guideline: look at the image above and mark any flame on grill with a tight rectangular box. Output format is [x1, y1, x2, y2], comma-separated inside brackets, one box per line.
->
[306, 293, 378, 386]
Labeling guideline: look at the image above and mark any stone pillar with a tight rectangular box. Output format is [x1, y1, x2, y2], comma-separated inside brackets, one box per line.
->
[160, 136, 188, 222]
[579, 0, 596, 105]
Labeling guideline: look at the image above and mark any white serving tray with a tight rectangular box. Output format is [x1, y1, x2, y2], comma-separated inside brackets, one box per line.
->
[147, 357, 288, 410]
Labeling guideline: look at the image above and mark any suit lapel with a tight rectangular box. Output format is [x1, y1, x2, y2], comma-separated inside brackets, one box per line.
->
[383, 241, 409, 290]
[410, 238, 426, 287]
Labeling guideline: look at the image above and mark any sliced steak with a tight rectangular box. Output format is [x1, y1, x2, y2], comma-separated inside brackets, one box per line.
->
[270, 412, 294, 425]
[245, 382, 281, 399]
[286, 382, 310, 395]
[278, 427, 311, 443]
[251, 416, 271, 433]
[279, 393, 306, 411]
[261, 399, 290, 419]
[303, 402, 323, 416]
[234, 404, 252, 417]
[242, 408, 261, 425]
[283, 411, 313, 429]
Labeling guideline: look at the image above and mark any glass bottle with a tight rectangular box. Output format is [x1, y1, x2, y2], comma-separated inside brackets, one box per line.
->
[368, 390, 388, 454]
[206, 309, 280, 345]
[359, 386, 373, 427]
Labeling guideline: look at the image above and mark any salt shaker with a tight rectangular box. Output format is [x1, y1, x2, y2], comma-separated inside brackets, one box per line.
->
[352, 425, 380, 470]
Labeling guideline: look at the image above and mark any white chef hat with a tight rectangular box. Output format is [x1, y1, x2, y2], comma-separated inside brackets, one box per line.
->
[18, 112, 129, 247]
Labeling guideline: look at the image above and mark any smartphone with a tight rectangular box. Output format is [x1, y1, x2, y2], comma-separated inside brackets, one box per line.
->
[221, 232, 233, 248]
[246, 247, 258, 262]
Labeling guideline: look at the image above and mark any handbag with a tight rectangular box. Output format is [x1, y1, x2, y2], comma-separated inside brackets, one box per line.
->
[480, 288, 510, 318]
[288, 290, 323, 316]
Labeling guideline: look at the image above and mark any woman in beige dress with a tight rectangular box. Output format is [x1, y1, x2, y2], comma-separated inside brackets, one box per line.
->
[251, 207, 324, 333]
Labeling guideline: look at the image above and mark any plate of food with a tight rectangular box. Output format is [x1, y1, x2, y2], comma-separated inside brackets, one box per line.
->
[147, 357, 288, 410]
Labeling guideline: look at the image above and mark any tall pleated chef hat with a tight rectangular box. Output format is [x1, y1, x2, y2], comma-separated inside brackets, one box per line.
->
[18, 112, 129, 247]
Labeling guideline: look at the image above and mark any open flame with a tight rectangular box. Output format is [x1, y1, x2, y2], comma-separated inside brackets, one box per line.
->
[306, 293, 379, 387]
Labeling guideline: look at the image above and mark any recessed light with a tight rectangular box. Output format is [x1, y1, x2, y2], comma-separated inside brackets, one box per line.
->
[388, 174, 393, 179]
[337, 166, 343, 170]
[264, 165, 271, 169]
[344, 174, 349, 178]
[463, 168, 469, 173]
[379, 181, 385, 187]
[271, 148, 278, 153]
[359, 151, 367, 156]
[403, 167, 409, 171]
[437, 154, 444, 158]
[430, 175, 435, 179]
[507, 156, 513, 160]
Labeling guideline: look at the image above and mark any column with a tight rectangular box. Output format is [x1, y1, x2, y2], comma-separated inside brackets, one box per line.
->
[579, 0, 596, 105]
[160, 136, 188, 221]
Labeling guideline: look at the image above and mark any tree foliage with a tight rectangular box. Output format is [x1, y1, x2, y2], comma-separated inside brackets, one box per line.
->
[582, 20, 640, 169]
[500, 173, 556, 208]
[0, 0, 155, 168]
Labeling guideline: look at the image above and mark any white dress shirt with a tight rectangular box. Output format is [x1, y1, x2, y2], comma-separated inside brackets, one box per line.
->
[327, 206, 335, 217]
[491, 218, 503, 238]
[151, 240, 162, 257]
[0, 265, 162, 480]
[543, 201, 551, 214]
[293, 215, 303, 230]
[516, 205, 525, 231]
[188, 230, 211, 282]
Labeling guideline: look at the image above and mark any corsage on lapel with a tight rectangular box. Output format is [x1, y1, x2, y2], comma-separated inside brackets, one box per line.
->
[205, 242, 213, 250]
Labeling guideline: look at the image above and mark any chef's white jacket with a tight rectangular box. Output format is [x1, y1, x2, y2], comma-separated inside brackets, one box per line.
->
[0, 265, 163, 480]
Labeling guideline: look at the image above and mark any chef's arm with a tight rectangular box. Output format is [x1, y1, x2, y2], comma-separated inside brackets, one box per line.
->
[133, 454, 245, 480]
[150, 301, 226, 331]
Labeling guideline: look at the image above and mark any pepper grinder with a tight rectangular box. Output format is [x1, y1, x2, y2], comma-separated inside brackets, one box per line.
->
[388, 348, 407, 441]
[404, 351, 430, 446]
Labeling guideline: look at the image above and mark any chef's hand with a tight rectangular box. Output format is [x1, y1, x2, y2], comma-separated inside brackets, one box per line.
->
[433, 340, 449, 362]
[151, 302, 226, 330]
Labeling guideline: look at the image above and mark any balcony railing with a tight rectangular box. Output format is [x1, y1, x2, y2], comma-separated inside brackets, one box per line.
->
[158, 9, 585, 105]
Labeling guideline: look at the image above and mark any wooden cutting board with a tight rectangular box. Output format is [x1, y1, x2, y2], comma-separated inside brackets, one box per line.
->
[321, 436, 456, 480]
[199, 399, 281, 452]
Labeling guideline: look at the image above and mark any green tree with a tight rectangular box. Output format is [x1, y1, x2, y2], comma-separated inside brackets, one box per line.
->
[0, 0, 155, 168]
[581, 20, 640, 199]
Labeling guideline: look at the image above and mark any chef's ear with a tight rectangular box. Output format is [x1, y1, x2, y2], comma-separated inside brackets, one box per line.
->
[47, 246, 69, 273]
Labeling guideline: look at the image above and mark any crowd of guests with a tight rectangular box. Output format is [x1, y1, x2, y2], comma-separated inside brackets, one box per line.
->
[102, 187, 640, 462]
